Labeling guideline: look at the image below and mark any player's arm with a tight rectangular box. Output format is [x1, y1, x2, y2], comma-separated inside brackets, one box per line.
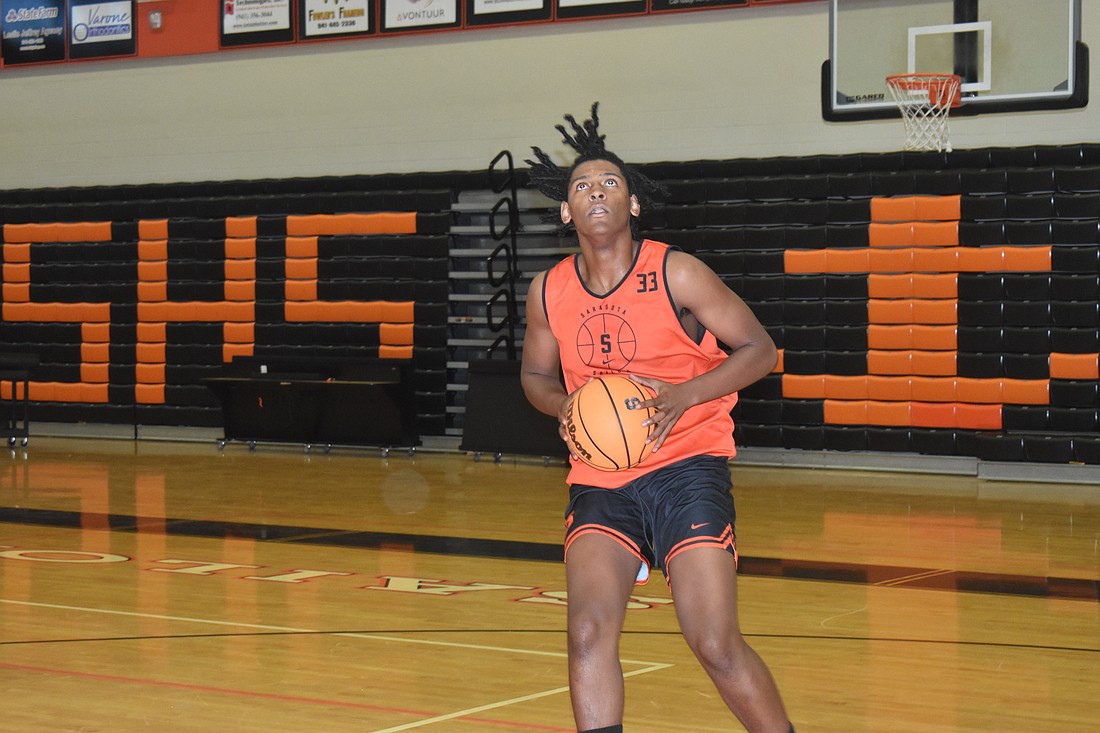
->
[633, 250, 777, 449]
[520, 271, 575, 448]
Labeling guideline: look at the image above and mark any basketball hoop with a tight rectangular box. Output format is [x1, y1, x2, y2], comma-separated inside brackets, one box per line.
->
[886, 73, 962, 153]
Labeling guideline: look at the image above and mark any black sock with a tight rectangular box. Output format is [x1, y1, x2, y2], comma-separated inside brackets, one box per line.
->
[580, 727, 623, 733]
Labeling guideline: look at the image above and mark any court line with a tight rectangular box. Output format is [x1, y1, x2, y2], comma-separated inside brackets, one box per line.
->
[0, 598, 674, 732]
[0, 598, 662, 666]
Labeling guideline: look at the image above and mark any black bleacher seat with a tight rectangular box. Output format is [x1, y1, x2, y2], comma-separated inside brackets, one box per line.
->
[745, 177, 788, 201]
[949, 148, 993, 169]
[1051, 301, 1100, 328]
[1002, 353, 1049, 379]
[825, 325, 868, 351]
[871, 171, 917, 196]
[1051, 219, 1100, 244]
[1075, 437, 1100, 464]
[974, 434, 1025, 462]
[900, 151, 947, 171]
[1002, 273, 1051, 299]
[1051, 244, 1100, 270]
[826, 173, 872, 199]
[824, 224, 869, 247]
[1022, 435, 1076, 464]
[989, 147, 1039, 168]
[1050, 327, 1100, 353]
[1050, 273, 1100, 299]
[957, 352, 1003, 378]
[1003, 220, 1052, 245]
[1002, 406, 1050, 431]
[1053, 192, 1100, 218]
[706, 178, 748, 202]
[915, 169, 962, 195]
[961, 169, 1009, 195]
[1007, 167, 1056, 194]
[1001, 327, 1050, 353]
[867, 427, 912, 453]
[786, 274, 827, 299]
[823, 426, 868, 452]
[1050, 380, 1099, 407]
[783, 425, 825, 451]
[786, 225, 827, 249]
[1054, 165, 1100, 193]
[784, 325, 826, 349]
[1048, 407, 1100, 432]
[958, 301, 1004, 326]
[960, 195, 1007, 221]
[958, 220, 1006, 246]
[1034, 144, 1086, 166]
[911, 428, 958, 456]
[826, 199, 871, 224]
[1005, 193, 1054, 220]
[786, 175, 829, 200]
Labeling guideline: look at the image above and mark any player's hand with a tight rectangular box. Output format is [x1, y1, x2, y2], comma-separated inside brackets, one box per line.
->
[557, 390, 580, 461]
[629, 375, 688, 453]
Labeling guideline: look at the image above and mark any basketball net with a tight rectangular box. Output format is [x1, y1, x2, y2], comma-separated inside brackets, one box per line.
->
[886, 73, 962, 153]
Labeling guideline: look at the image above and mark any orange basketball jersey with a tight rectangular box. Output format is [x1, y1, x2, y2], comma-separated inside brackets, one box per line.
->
[542, 239, 738, 488]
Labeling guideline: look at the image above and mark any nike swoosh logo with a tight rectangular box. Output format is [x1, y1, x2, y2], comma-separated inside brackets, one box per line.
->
[690, 523, 709, 530]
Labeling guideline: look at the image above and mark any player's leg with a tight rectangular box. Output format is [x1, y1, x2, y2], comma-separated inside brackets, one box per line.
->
[565, 531, 641, 731]
[668, 546, 792, 733]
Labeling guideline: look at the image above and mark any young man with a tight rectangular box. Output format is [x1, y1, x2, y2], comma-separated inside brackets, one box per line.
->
[520, 104, 796, 733]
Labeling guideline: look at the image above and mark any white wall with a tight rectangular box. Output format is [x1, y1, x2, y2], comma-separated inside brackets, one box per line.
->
[0, 3, 1096, 190]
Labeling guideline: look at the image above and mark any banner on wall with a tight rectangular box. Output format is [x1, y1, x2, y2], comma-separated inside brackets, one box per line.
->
[221, 0, 294, 47]
[555, 0, 645, 19]
[300, 0, 373, 39]
[651, 0, 746, 10]
[68, 0, 135, 60]
[466, 0, 550, 26]
[380, 0, 460, 33]
[1, 0, 66, 65]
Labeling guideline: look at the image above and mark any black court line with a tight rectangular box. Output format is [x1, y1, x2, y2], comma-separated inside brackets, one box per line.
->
[2, 506, 1097, 603]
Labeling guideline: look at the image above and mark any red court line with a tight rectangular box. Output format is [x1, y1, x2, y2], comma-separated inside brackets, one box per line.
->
[0, 661, 572, 731]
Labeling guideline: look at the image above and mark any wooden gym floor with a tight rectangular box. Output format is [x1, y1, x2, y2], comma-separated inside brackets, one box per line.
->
[1, 436, 1098, 732]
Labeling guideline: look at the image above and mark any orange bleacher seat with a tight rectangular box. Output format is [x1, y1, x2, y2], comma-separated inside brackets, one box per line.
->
[913, 221, 958, 246]
[135, 384, 165, 404]
[956, 403, 1002, 430]
[224, 280, 255, 301]
[81, 363, 110, 383]
[867, 273, 913, 299]
[910, 377, 955, 402]
[866, 400, 911, 427]
[911, 325, 956, 350]
[912, 246, 958, 271]
[138, 240, 168, 260]
[911, 299, 957, 324]
[1049, 352, 1099, 380]
[139, 220, 169, 240]
[136, 342, 166, 363]
[957, 246, 1004, 272]
[784, 249, 828, 274]
[81, 343, 110, 363]
[380, 323, 415, 346]
[823, 375, 868, 400]
[911, 273, 957, 299]
[136, 363, 166, 384]
[868, 247, 914, 273]
[914, 194, 961, 221]
[225, 238, 257, 260]
[868, 300, 912, 323]
[867, 350, 911, 374]
[3, 263, 30, 282]
[826, 248, 870, 272]
[910, 402, 956, 428]
[2, 283, 29, 302]
[82, 322, 111, 342]
[867, 376, 911, 401]
[380, 301, 415, 323]
[867, 325, 914, 350]
[869, 222, 914, 247]
[137, 322, 167, 342]
[138, 260, 168, 281]
[823, 400, 868, 425]
[223, 322, 255, 344]
[137, 281, 167, 302]
[870, 197, 916, 223]
[285, 280, 318, 301]
[284, 258, 317, 279]
[1000, 378, 1050, 405]
[954, 377, 1003, 404]
[2, 243, 30, 262]
[285, 237, 319, 258]
[379, 345, 414, 359]
[1002, 246, 1052, 271]
[910, 350, 955, 375]
[782, 374, 826, 399]
[224, 259, 256, 280]
[226, 217, 257, 238]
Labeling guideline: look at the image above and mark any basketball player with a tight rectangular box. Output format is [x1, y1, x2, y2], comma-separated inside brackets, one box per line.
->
[520, 104, 796, 733]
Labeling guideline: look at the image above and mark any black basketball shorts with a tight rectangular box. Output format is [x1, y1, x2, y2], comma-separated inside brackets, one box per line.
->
[564, 454, 738, 586]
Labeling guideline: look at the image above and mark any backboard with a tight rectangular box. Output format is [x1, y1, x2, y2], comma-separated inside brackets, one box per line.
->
[822, 0, 1087, 121]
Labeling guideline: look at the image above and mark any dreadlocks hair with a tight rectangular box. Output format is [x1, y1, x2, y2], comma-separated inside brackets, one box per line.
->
[525, 102, 667, 239]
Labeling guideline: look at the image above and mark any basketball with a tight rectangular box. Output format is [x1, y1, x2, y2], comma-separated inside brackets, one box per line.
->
[565, 375, 655, 471]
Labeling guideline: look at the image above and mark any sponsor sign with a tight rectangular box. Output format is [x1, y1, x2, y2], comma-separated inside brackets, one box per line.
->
[69, 0, 134, 59]
[301, 0, 372, 39]
[381, 0, 459, 32]
[1, 0, 65, 65]
[221, 0, 294, 46]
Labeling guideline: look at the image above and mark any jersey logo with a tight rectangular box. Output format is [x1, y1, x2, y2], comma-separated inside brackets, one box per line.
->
[576, 313, 638, 371]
